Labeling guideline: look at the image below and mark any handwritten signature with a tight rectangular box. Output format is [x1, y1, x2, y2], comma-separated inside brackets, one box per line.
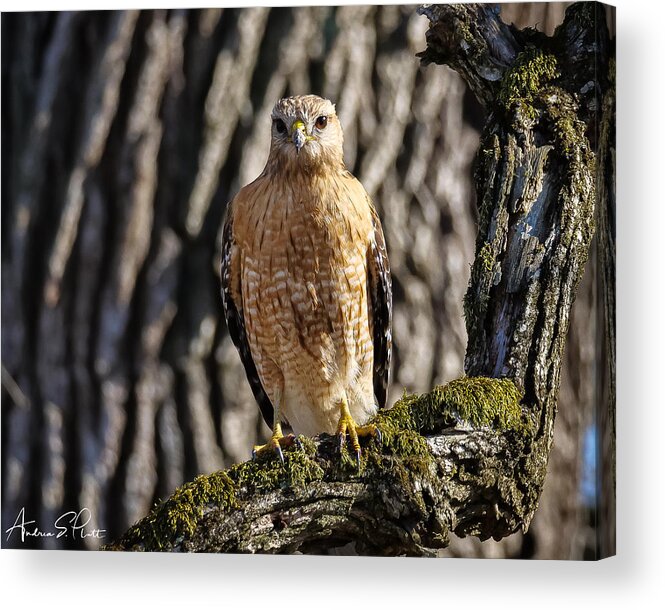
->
[5, 507, 106, 543]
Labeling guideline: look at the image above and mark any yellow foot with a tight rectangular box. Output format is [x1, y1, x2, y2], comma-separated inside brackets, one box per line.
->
[336, 414, 382, 467]
[252, 433, 300, 463]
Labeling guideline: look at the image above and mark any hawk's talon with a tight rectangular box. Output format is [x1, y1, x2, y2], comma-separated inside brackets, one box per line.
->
[252, 432, 297, 463]
[336, 409, 379, 469]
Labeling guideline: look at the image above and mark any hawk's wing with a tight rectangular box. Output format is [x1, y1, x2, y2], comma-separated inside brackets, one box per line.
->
[220, 205, 274, 428]
[367, 205, 393, 410]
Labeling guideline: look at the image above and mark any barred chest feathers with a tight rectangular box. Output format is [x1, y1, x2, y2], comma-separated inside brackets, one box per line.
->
[234, 170, 378, 436]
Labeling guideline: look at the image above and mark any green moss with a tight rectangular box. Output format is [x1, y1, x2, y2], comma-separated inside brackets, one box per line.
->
[474, 134, 501, 240]
[435, 377, 525, 431]
[234, 441, 324, 492]
[452, 11, 484, 67]
[498, 48, 559, 120]
[109, 470, 238, 551]
[463, 241, 495, 332]
[108, 441, 325, 552]
[542, 89, 586, 159]
[374, 376, 526, 438]
[364, 377, 527, 505]
[478, 242, 494, 273]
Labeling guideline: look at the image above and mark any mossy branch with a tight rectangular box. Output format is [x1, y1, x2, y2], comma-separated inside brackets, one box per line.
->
[107, 377, 534, 554]
[108, 3, 612, 555]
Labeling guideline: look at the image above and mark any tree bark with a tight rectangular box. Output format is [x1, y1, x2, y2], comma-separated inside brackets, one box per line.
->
[107, 2, 613, 555]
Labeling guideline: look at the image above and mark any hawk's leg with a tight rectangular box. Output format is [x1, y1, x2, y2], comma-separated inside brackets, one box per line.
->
[336, 396, 381, 467]
[252, 388, 298, 463]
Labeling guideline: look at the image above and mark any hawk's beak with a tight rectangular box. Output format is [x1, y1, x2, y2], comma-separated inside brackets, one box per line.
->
[290, 120, 307, 153]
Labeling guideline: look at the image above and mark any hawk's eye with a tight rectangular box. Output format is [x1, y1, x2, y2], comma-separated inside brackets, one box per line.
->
[315, 116, 328, 130]
[274, 118, 287, 134]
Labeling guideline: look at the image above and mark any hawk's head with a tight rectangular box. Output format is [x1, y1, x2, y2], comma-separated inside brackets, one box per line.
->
[269, 95, 344, 168]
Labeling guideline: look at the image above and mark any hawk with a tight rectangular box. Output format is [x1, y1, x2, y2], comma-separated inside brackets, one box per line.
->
[221, 94, 392, 464]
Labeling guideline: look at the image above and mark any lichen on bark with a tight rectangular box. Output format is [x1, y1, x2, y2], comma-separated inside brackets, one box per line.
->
[497, 48, 559, 120]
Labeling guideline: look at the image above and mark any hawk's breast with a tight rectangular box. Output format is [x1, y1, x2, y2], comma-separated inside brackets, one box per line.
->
[235, 174, 377, 434]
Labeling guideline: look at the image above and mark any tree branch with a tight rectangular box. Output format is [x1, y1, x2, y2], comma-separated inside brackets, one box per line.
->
[107, 3, 611, 555]
[108, 378, 533, 554]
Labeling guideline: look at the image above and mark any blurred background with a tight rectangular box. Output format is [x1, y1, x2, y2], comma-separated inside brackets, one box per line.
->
[2, 3, 609, 557]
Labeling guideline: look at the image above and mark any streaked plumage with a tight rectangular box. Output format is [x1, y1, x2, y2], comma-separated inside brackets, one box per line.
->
[221, 94, 391, 450]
